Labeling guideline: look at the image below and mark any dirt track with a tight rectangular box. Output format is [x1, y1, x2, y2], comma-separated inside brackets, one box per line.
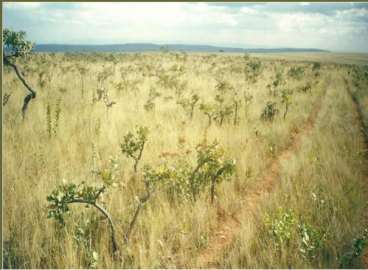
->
[196, 78, 329, 268]
[344, 76, 368, 269]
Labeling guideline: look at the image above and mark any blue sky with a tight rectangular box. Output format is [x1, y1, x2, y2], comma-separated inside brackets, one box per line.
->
[3, 2, 368, 52]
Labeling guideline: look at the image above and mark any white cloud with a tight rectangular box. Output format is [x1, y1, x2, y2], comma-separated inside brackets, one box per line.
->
[3, 2, 368, 52]
[4, 2, 41, 9]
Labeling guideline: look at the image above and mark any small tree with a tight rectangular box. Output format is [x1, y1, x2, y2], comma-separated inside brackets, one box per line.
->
[47, 182, 119, 255]
[195, 141, 236, 203]
[261, 101, 279, 121]
[144, 88, 160, 111]
[243, 90, 253, 119]
[124, 164, 167, 243]
[288, 66, 304, 80]
[214, 104, 233, 126]
[165, 141, 236, 202]
[199, 103, 217, 127]
[120, 126, 149, 172]
[177, 93, 200, 120]
[280, 89, 293, 119]
[77, 65, 89, 97]
[245, 59, 262, 83]
[3, 29, 36, 118]
[312, 62, 321, 71]
[232, 94, 242, 126]
[299, 83, 312, 94]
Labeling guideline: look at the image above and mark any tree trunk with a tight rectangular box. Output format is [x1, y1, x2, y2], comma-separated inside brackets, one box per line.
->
[210, 177, 216, 204]
[124, 192, 150, 244]
[284, 104, 288, 119]
[3, 56, 36, 118]
[69, 199, 119, 256]
[234, 102, 238, 125]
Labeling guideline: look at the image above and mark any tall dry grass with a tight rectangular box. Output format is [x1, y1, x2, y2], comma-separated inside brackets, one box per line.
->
[2, 52, 367, 268]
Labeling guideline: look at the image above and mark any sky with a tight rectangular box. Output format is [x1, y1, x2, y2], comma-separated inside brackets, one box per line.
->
[3, 2, 368, 53]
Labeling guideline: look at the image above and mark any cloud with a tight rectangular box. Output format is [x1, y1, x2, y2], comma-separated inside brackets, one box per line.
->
[5, 2, 41, 9]
[3, 2, 368, 52]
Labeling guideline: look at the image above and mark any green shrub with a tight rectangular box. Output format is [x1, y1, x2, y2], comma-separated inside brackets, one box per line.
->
[280, 89, 293, 119]
[298, 222, 326, 260]
[265, 207, 296, 249]
[340, 228, 368, 268]
[288, 66, 305, 80]
[265, 207, 327, 260]
[261, 101, 279, 121]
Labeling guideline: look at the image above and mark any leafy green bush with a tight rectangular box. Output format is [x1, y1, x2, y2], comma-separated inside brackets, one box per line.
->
[298, 222, 326, 260]
[265, 207, 296, 248]
[265, 207, 327, 260]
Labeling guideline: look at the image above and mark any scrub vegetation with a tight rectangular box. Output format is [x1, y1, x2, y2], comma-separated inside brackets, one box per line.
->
[3, 30, 368, 268]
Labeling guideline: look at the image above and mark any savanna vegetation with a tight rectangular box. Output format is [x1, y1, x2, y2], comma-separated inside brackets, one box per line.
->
[2, 30, 368, 268]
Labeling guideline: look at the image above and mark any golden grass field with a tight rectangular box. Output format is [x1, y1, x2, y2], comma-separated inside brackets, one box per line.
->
[2, 51, 368, 268]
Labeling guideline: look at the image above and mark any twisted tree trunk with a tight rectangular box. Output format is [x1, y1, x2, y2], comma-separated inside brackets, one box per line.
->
[3, 56, 36, 118]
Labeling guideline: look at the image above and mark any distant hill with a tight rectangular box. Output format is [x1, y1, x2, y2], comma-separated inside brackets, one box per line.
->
[33, 43, 328, 53]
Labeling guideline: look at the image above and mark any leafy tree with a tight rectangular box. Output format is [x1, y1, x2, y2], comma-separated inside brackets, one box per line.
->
[199, 103, 217, 127]
[195, 141, 236, 203]
[148, 141, 236, 203]
[214, 104, 233, 126]
[3, 29, 36, 118]
[170, 140, 236, 202]
[177, 93, 200, 120]
[120, 126, 149, 172]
